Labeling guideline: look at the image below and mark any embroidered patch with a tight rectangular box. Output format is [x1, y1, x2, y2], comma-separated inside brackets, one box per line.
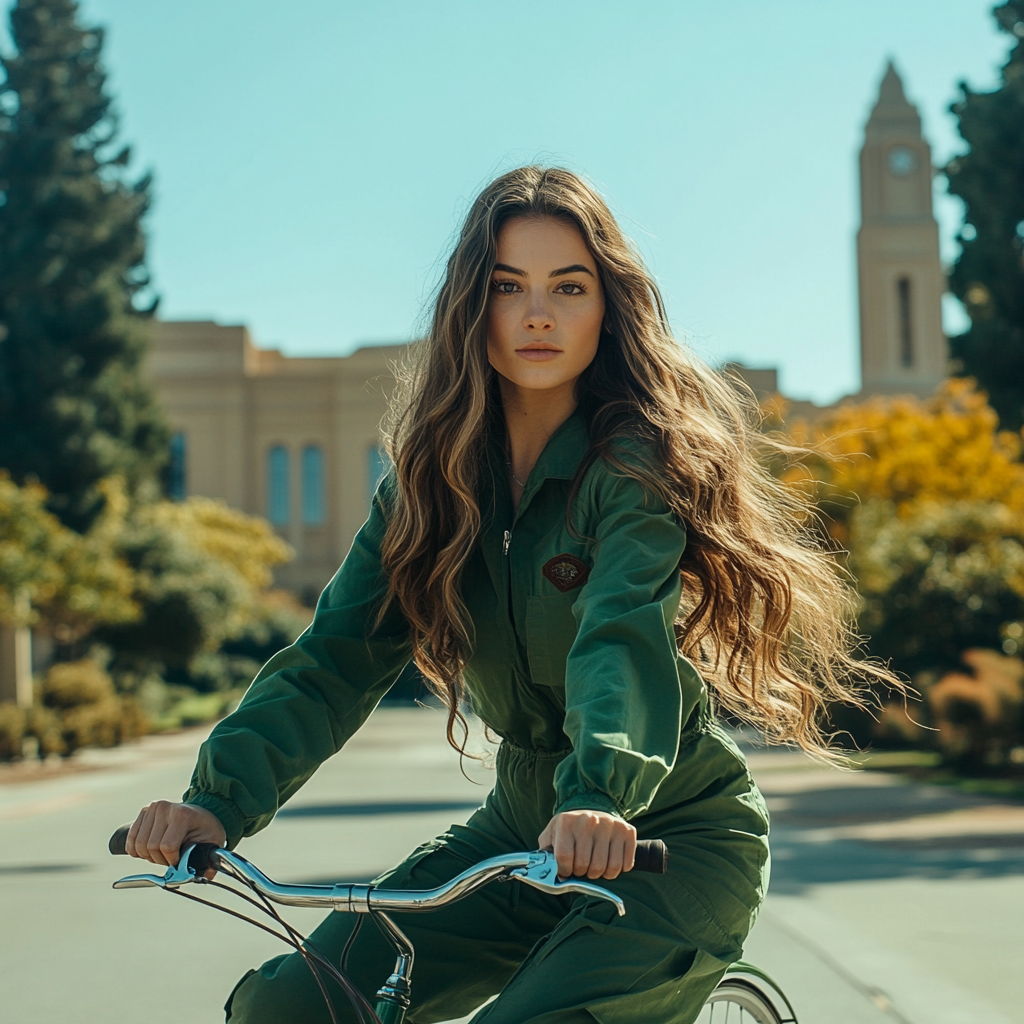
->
[542, 554, 591, 593]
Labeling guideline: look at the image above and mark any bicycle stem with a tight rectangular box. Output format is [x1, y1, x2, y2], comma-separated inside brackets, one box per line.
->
[372, 912, 414, 1024]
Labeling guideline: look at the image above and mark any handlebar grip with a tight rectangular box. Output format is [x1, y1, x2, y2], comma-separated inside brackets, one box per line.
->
[109, 824, 131, 855]
[633, 839, 669, 874]
[107, 825, 221, 874]
[189, 843, 221, 875]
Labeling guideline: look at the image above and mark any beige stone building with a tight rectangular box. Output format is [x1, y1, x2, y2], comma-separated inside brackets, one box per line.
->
[146, 320, 408, 603]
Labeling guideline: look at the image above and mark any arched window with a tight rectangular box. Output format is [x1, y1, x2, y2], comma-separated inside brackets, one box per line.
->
[267, 445, 290, 526]
[301, 444, 325, 525]
[367, 444, 390, 505]
[168, 431, 187, 501]
[897, 276, 914, 368]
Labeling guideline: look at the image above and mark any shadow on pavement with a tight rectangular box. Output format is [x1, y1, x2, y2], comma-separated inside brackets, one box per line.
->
[756, 774, 1024, 892]
[766, 782, 968, 827]
[0, 863, 89, 875]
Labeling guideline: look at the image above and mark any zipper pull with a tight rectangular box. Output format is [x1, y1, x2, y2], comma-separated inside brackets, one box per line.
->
[503, 530, 511, 556]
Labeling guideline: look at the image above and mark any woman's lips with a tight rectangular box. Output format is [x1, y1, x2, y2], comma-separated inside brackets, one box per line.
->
[515, 347, 561, 362]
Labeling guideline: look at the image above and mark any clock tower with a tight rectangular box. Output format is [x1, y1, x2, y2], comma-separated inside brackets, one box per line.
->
[857, 62, 948, 396]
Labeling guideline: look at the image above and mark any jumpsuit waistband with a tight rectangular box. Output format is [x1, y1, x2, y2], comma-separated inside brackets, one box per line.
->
[496, 739, 571, 769]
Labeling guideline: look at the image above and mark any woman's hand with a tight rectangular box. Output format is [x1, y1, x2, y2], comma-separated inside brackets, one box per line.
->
[538, 809, 637, 880]
[125, 800, 227, 870]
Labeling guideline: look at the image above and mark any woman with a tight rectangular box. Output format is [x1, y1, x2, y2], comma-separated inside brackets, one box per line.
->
[126, 166, 884, 1023]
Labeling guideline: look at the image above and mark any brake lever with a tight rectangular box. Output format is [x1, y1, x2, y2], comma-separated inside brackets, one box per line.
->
[509, 851, 626, 916]
[112, 843, 200, 890]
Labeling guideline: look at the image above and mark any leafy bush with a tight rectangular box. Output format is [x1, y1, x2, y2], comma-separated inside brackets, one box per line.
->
[925, 649, 1024, 769]
[24, 704, 66, 757]
[96, 498, 292, 689]
[850, 499, 1024, 677]
[8, 659, 150, 760]
[44, 659, 117, 709]
[0, 702, 25, 759]
[218, 590, 313, 677]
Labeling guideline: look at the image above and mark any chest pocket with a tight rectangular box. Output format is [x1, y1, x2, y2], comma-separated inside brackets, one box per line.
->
[525, 592, 579, 688]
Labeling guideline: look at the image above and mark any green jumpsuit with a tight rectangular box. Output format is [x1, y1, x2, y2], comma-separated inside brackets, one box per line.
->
[183, 410, 771, 1024]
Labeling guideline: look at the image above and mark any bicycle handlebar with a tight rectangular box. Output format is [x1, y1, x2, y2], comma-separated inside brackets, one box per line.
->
[109, 825, 668, 918]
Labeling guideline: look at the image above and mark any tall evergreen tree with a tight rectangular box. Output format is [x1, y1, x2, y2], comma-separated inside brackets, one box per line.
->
[946, 1, 1024, 431]
[0, 0, 167, 530]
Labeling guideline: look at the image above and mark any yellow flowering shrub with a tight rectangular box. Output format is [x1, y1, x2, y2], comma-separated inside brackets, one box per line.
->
[785, 379, 1024, 541]
[146, 497, 293, 591]
[0, 473, 138, 634]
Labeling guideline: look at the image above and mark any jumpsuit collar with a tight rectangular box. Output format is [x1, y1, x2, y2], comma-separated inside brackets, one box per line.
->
[490, 406, 592, 522]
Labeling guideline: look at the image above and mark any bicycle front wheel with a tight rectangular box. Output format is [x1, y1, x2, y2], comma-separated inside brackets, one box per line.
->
[693, 978, 786, 1024]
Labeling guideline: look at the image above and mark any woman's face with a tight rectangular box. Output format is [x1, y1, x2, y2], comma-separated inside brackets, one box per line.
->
[486, 215, 605, 397]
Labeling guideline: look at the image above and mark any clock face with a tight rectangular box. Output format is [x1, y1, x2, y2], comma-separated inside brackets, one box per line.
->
[888, 145, 918, 177]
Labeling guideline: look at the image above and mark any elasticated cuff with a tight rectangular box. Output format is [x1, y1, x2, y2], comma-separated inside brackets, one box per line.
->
[552, 791, 625, 819]
[184, 792, 247, 850]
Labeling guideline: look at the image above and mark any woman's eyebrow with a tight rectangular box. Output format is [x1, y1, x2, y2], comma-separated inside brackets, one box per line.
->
[549, 264, 593, 278]
[491, 262, 595, 278]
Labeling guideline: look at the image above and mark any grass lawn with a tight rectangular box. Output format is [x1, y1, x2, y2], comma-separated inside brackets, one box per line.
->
[851, 748, 1024, 801]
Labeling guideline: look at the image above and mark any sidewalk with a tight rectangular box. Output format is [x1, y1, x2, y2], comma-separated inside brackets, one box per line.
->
[743, 745, 1024, 1024]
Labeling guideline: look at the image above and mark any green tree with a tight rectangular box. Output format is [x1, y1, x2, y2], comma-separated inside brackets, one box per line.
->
[0, 0, 168, 529]
[946, 1, 1024, 430]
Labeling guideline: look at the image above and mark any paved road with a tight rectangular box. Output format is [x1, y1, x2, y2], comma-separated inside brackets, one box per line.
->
[1, 707, 1022, 1023]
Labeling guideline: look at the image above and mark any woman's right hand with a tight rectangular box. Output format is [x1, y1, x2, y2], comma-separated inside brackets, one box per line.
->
[125, 800, 227, 868]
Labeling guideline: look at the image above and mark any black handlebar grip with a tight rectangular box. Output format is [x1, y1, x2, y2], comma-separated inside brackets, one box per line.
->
[188, 843, 221, 875]
[633, 840, 669, 874]
[109, 824, 132, 855]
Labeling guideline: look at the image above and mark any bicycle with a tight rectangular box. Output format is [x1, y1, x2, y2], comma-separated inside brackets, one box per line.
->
[109, 826, 796, 1024]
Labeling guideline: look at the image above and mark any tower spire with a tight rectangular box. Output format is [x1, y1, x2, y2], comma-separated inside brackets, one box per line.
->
[856, 61, 947, 396]
[866, 60, 921, 137]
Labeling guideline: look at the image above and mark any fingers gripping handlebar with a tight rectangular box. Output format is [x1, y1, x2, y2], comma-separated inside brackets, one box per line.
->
[108, 823, 668, 874]
[108, 824, 221, 875]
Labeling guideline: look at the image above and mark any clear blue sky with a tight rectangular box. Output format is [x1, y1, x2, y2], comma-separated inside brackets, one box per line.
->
[7, 1, 1013, 402]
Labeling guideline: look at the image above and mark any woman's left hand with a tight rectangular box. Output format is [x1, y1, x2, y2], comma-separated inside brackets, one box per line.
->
[538, 809, 637, 880]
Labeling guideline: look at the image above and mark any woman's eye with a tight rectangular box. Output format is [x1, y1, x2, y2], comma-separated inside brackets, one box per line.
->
[491, 279, 520, 295]
[555, 282, 585, 295]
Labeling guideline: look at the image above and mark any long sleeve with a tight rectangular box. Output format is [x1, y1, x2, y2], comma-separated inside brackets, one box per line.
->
[183, 478, 410, 847]
[552, 467, 698, 821]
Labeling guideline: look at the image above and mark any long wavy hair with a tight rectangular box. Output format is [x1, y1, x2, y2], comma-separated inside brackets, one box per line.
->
[378, 165, 900, 756]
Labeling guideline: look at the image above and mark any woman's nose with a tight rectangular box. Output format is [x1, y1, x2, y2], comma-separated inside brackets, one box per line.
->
[523, 297, 555, 331]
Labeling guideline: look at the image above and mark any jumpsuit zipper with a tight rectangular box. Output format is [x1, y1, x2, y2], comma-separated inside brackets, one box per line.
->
[503, 529, 518, 636]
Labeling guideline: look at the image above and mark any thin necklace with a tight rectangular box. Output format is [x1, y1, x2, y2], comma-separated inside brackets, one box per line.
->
[506, 458, 527, 488]
[504, 440, 528, 488]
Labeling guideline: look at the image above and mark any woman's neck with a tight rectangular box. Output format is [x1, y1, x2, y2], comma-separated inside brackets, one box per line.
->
[499, 376, 578, 511]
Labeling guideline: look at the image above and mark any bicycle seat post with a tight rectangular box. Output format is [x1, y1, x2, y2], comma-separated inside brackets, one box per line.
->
[372, 911, 415, 1024]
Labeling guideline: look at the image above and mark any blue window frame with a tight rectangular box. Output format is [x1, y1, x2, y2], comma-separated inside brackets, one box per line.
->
[301, 444, 325, 525]
[168, 431, 187, 501]
[267, 445, 290, 526]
